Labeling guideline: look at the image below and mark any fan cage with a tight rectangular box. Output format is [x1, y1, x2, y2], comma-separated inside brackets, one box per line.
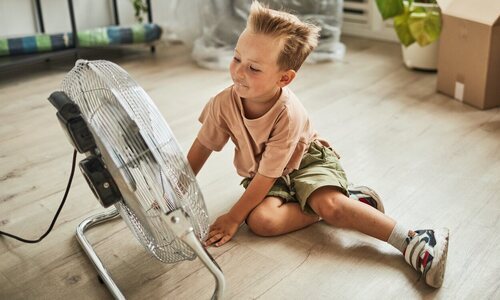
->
[61, 60, 209, 263]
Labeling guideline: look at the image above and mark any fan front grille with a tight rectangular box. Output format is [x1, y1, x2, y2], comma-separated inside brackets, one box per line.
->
[61, 60, 209, 263]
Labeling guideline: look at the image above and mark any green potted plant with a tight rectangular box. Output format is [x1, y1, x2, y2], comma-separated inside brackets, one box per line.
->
[132, 0, 148, 23]
[375, 0, 441, 70]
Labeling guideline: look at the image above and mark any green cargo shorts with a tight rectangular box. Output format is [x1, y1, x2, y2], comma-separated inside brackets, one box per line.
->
[241, 141, 349, 215]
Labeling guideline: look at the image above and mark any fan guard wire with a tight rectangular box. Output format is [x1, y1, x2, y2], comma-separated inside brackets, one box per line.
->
[61, 60, 209, 263]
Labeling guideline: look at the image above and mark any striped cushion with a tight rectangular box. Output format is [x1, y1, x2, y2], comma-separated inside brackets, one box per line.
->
[0, 23, 162, 56]
[0, 33, 72, 56]
[78, 23, 162, 47]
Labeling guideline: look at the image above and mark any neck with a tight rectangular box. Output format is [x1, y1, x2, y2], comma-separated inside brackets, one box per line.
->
[242, 88, 282, 119]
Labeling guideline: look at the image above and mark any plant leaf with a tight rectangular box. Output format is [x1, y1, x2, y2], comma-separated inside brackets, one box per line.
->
[408, 9, 441, 46]
[393, 5, 415, 46]
[375, 0, 405, 20]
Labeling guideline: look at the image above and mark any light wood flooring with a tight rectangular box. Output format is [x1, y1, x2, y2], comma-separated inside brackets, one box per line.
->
[1, 36, 499, 299]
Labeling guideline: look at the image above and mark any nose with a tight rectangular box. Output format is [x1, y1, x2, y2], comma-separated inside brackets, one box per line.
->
[234, 63, 244, 79]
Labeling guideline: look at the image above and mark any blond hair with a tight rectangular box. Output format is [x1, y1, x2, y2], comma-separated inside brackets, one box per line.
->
[247, 1, 320, 71]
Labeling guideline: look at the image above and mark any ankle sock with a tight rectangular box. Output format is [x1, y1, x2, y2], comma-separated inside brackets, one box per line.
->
[388, 222, 411, 253]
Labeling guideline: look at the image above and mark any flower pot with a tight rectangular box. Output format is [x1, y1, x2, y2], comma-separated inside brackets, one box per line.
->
[401, 40, 439, 71]
[399, 1, 440, 71]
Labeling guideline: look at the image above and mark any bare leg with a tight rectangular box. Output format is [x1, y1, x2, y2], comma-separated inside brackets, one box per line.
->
[308, 186, 395, 241]
[246, 197, 319, 236]
[305, 187, 450, 288]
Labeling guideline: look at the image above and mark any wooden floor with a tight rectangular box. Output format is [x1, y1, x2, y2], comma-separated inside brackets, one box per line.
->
[1, 36, 499, 300]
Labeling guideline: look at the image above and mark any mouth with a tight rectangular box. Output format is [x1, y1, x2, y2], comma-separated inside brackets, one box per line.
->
[233, 80, 247, 88]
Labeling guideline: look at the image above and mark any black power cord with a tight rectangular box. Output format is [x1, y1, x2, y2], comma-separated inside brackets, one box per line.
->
[0, 150, 77, 243]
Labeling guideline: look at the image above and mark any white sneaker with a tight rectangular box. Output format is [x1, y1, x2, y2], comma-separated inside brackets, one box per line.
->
[404, 228, 450, 288]
[348, 185, 385, 213]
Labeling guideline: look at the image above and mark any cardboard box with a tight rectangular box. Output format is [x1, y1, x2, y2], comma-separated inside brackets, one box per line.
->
[436, 0, 500, 109]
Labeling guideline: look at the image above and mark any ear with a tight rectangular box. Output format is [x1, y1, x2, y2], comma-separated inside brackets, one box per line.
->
[277, 69, 296, 87]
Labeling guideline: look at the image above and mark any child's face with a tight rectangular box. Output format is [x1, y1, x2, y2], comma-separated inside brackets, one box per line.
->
[230, 29, 291, 103]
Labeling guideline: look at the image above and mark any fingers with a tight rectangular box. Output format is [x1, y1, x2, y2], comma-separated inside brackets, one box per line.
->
[204, 229, 233, 247]
[205, 215, 237, 247]
[215, 235, 231, 247]
[205, 231, 223, 246]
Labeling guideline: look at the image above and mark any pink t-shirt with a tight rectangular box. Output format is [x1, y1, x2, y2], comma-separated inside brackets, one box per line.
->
[197, 85, 319, 178]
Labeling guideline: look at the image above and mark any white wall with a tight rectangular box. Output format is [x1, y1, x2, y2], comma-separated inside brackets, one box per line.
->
[0, 0, 37, 36]
[0, 0, 171, 37]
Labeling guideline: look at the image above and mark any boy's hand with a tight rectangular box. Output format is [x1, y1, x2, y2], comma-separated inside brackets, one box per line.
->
[204, 213, 241, 247]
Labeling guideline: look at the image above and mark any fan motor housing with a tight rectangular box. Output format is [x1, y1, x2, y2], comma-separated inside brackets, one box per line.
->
[79, 156, 121, 208]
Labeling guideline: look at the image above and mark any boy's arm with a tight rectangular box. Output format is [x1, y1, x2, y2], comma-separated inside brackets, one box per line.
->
[187, 138, 212, 176]
[205, 173, 277, 247]
[228, 173, 277, 223]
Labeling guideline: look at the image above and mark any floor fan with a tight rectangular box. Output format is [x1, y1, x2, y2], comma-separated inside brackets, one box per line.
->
[48, 59, 225, 299]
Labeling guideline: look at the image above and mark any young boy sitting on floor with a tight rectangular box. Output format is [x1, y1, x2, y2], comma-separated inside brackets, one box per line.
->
[187, 1, 449, 288]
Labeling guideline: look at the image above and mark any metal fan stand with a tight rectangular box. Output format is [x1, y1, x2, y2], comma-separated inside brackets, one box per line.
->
[76, 207, 226, 300]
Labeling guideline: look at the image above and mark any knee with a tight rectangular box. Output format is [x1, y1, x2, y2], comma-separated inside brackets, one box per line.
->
[246, 206, 281, 237]
[314, 195, 345, 225]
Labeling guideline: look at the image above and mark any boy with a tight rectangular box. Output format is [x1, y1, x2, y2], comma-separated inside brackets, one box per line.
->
[187, 1, 449, 288]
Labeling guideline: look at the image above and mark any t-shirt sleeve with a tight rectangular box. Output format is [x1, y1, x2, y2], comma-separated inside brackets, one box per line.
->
[257, 109, 301, 178]
[197, 97, 230, 151]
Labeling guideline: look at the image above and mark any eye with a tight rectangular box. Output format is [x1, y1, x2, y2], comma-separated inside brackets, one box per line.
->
[249, 66, 260, 72]
[233, 57, 241, 63]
